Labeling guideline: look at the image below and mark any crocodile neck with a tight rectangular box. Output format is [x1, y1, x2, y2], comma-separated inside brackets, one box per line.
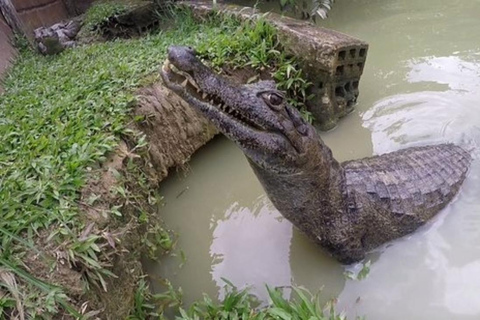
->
[248, 138, 350, 245]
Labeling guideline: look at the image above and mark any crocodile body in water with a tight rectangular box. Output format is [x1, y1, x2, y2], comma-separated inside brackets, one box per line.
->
[160, 46, 472, 264]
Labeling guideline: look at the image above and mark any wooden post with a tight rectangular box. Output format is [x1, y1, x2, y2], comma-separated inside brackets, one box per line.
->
[0, 0, 27, 37]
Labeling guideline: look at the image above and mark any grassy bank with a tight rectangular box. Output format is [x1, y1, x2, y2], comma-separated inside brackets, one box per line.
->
[0, 4, 340, 319]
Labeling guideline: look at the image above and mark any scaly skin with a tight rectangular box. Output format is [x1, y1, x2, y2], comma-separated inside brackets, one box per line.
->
[160, 46, 472, 264]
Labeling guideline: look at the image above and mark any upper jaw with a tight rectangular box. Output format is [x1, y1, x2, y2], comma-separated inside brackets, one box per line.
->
[162, 60, 268, 133]
[160, 56, 306, 158]
[162, 46, 284, 131]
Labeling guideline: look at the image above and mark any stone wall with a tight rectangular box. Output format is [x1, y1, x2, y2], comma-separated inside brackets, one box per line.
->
[0, 14, 16, 90]
[11, 0, 68, 32]
[0, 0, 73, 84]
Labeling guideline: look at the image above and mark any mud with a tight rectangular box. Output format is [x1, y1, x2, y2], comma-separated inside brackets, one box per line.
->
[132, 83, 218, 180]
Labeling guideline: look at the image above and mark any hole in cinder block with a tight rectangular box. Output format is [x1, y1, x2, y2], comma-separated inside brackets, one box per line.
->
[347, 100, 355, 107]
[319, 82, 324, 89]
[349, 49, 356, 58]
[344, 82, 352, 91]
[359, 48, 366, 57]
[338, 51, 346, 60]
[353, 81, 359, 89]
[357, 62, 364, 70]
[335, 86, 346, 98]
[336, 65, 344, 75]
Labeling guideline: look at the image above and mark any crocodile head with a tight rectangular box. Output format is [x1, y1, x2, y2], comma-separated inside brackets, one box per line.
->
[160, 46, 321, 174]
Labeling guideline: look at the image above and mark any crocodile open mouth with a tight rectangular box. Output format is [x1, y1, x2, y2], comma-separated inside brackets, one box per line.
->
[161, 59, 264, 130]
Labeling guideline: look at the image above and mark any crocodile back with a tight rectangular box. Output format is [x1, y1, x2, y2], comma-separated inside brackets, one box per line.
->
[342, 143, 472, 225]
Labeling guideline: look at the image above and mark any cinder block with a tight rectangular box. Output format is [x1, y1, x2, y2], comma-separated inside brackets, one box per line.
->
[11, 0, 35, 12]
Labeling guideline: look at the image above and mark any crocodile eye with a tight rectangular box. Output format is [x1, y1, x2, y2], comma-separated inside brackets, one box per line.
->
[264, 93, 283, 107]
[268, 93, 283, 106]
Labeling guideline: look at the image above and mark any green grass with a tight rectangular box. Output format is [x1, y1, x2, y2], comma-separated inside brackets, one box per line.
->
[127, 280, 352, 319]
[196, 16, 314, 120]
[0, 8, 233, 318]
[178, 284, 349, 320]
[82, 1, 129, 32]
[0, 4, 319, 318]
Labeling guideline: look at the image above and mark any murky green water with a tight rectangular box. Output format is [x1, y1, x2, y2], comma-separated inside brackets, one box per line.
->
[144, 1, 480, 318]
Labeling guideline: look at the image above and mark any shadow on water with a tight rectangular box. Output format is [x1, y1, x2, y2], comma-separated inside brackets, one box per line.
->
[144, 0, 480, 318]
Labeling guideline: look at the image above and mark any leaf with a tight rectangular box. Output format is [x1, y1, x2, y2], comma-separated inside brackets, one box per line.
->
[268, 307, 292, 320]
[357, 260, 371, 280]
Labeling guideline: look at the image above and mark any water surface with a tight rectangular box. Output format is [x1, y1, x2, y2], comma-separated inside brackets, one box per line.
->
[144, 1, 480, 318]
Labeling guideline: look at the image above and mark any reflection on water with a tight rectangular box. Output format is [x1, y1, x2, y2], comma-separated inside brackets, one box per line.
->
[364, 56, 480, 154]
[338, 160, 480, 320]
[144, 0, 480, 318]
[145, 137, 346, 306]
[210, 197, 292, 302]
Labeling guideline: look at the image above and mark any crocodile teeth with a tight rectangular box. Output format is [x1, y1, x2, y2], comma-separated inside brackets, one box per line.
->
[162, 60, 171, 72]
[188, 78, 199, 90]
[202, 93, 208, 99]
[181, 79, 188, 87]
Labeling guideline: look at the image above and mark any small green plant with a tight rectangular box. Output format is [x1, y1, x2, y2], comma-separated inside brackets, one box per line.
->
[196, 16, 315, 122]
[178, 283, 260, 320]
[129, 278, 184, 319]
[178, 283, 350, 320]
[0, 8, 244, 318]
[344, 260, 371, 281]
[277, 0, 335, 20]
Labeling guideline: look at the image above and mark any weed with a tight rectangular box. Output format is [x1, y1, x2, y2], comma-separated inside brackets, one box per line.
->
[177, 283, 350, 320]
[344, 260, 371, 281]
[127, 278, 164, 319]
[196, 15, 314, 122]
[0, 8, 235, 318]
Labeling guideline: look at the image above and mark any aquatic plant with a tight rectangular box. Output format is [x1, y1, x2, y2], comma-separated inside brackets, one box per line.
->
[178, 284, 349, 320]
[270, 0, 336, 19]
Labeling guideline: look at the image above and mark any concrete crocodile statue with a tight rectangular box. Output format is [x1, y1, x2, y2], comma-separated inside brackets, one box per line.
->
[160, 46, 472, 264]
